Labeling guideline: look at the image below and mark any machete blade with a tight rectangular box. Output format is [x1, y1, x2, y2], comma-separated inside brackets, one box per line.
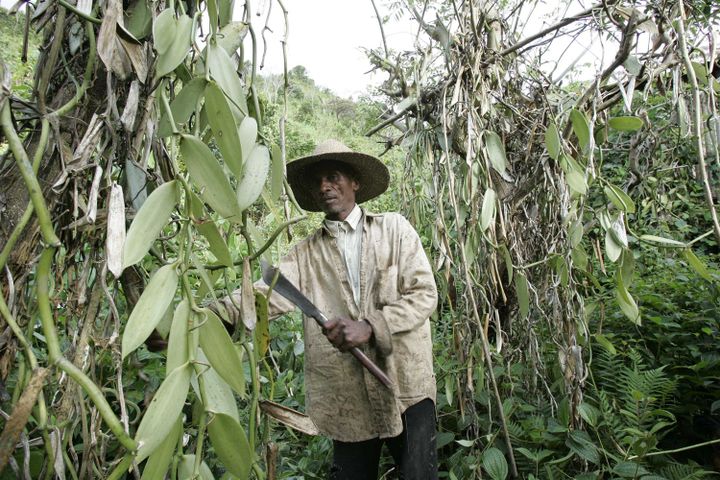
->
[260, 260, 327, 324]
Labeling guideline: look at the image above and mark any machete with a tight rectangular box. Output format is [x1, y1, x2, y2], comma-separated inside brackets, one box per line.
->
[261, 261, 393, 389]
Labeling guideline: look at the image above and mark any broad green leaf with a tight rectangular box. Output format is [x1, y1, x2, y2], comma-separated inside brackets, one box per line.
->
[122, 264, 178, 359]
[218, 0, 234, 28]
[484, 131, 507, 174]
[126, 0, 152, 40]
[166, 299, 190, 373]
[254, 292, 270, 357]
[199, 350, 239, 421]
[140, 415, 182, 480]
[195, 220, 234, 269]
[500, 244, 513, 283]
[153, 9, 175, 55]
[605, 231, 623, 263]
[639, 234, 686, 248]
[204, 82, 243, 175]
[569, 109, 591, 150]
[683, 249, 713, 282]
[616, 269, 640, 325]
[236, 144, 270, 212]
[566, 170, 587, 195]
[608, 116, 644, 131]
[206, 0, 218, 34]
[207, 413, 252, 479]
[238, 117, 258, 164]
[578, 402, 600, 427]
[594, 333, 616, 355]
[515, 272, 530, 319]
[180, 134, 242, 222]
[270, 144, 284, 201]
[604, 184, 636, 213]
[123, 180, 178, 268]
[566, 430, 600, 464]
[158, 78, 207, 137]
[178, 455, 215, 480]
[207, 42, 247, 117]
[217, 21, 248, 52]
[545, 123, 561, 160]
[608, 214, 628, 248]
[569, 219, 583, 248]
[612, 461, 649, 478]
[156, 14, 192, 77]
[480, 188, 496, 231]
[198, 308, 245, 396]
[482, 447, 508, 480]
[135, 363, 191, 461]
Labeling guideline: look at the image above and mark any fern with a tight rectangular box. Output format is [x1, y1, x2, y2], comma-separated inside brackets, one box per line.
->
[659, 462, 714, 480]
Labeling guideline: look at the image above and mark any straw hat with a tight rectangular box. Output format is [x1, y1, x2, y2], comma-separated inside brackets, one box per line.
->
[287, 139, 390, 212]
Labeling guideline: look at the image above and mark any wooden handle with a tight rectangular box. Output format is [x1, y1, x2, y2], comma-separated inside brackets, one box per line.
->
[349, 347, 394, 389]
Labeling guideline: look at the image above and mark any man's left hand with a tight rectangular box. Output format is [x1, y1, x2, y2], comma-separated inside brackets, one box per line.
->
[323, 318, 373, 352]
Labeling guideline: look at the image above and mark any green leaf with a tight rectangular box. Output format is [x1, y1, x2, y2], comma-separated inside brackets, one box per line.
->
[180, 134, 242, 222]
[604, 184, 636, 213]
[122, 264, 178, 359]
[270, 144, 284, 201]
[126, 0, 152, 40]
[612, 461, 649, 478]
[238, 116, 258, 164]
[569, 109, 591, 150]
[199, 350, 240, 421]
[545, 123, 561, 160]
[566, 430, 600, 464]
[206, 0, 218, 34]
[482, 448, 508, 480]
[639, 234, 686, 248]
[682, 249, 713, 282]
[484, 131, 507, 174]
[135, 363, 191, 461]
[207, 42, 247, 117]
[605, 231, 623, 263]
[515, 272, 530, 319]
[123, 180, 178, 268]
[578, 402, 600, 427]
[218, 0, 235, 28]
[500, 244, 513, 283]
[207, 413, 252, 479]
[566, 170, 588, 195]
[236, 144, 270, 212]
[195, 220, 234, 269]
[155, 14, 192, 77]
[153, 9, 175, 55]
[178, 455, 215, 480]
[456, 439, 474, 447]
[198, 308, 245, 396]
[480, 188, 496, 231]
[204, 82, 243, 176]
[608, 116, 644, 131]
[569, 220, 583, 248]
[140, 415, 182, 480]
[166, 299, 190, 373]
[616, 268, 640, 325]
[594, 333, 616, 355]
[157, 78, 207, 137]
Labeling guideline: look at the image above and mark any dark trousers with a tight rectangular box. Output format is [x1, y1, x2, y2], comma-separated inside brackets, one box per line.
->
[329, 398, 438, 480]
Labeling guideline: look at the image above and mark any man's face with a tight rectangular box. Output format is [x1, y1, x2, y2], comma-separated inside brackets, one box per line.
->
[309, 162, 360, 221]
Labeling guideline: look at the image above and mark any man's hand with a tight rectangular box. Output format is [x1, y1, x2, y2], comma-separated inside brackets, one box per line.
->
[323, 318, 373, 352]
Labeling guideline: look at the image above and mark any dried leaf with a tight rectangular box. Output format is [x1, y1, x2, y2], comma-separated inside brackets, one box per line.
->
[259, 400, 319, 436]
[106, 183, 126, 278]
[240, 258, 257, 330]
[121, 80, 140, 132]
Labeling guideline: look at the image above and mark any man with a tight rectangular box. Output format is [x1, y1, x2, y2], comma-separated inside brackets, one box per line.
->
[219, 139, 438, 479]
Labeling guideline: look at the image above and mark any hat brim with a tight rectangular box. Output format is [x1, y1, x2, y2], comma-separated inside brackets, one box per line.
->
[287, 151, 389, 212]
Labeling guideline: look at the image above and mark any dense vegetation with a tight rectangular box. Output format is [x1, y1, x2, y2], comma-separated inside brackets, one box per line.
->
[0, 1, 718, 479]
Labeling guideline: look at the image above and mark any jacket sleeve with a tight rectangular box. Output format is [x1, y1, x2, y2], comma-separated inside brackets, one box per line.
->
[365, 216, 438, 356]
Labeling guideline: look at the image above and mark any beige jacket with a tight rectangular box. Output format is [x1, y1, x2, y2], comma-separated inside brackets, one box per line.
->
[236, 210, 438, 442]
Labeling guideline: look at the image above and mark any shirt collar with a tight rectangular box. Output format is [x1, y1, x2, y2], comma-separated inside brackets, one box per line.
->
[323, 204, 362, 236]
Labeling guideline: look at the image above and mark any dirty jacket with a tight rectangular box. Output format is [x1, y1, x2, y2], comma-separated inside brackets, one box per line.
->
[251, 210, 438, 442]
